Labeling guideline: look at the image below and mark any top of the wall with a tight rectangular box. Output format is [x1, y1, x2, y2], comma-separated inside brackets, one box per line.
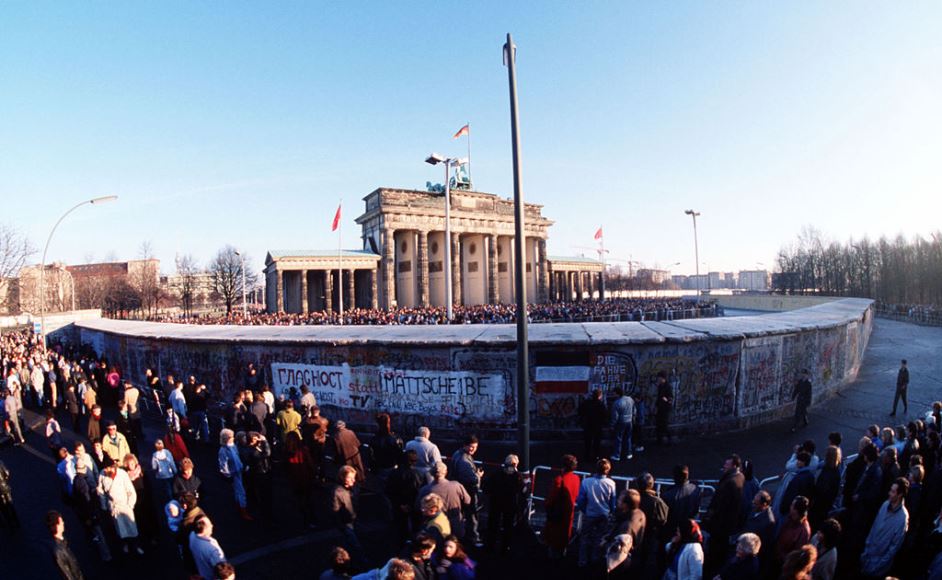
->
[73, 298, 872, 347]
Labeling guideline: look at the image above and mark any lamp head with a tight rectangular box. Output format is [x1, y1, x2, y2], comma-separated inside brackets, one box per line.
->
[425, 153, 446, 166]
[90, 195, 118, 205]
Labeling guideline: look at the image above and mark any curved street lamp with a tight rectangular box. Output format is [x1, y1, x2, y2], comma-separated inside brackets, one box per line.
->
[40, 195, 118, 349]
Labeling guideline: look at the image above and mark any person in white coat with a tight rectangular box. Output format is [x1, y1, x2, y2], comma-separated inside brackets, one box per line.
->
[663, 518, 703, 580]
[97, 461, 143, 555]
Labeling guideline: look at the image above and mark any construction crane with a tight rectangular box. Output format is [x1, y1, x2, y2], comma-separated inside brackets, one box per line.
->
[571, 245, 610, 262]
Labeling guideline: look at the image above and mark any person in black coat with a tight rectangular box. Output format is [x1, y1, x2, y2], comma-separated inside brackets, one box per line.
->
[578, 389, 607, 461]
[482, 454, 527, 555]
[790, 369, 813, 432]
[662, 464, 702, 543]
[810, 446, 842, 529]
[703, 455, 745, 577]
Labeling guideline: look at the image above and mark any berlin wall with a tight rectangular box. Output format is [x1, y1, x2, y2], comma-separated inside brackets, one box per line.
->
[67, 297, 873, 439]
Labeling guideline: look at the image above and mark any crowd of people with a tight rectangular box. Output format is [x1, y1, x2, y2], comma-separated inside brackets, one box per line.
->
[552, 371, 942, 579]
[137, 298, 719, 327]
[5, 324, 942, 579]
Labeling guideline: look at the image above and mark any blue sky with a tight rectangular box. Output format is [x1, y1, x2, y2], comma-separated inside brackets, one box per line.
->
[2, 2, 940, 277]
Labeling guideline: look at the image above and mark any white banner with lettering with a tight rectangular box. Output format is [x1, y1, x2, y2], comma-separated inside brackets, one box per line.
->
[270, 363, 511, 420]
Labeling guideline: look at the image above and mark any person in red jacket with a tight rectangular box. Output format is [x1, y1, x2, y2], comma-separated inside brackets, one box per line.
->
[543, 454, 581, 559]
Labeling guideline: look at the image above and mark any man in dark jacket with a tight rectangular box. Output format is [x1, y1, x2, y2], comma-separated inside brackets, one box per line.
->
[386, 450, 428, 545]
[704, 454, 746, 577]
[891, 359, 909, 416]
[654, 371, 673, 445]
[578, 389, 607, 461]
[791, 369, 813, 432]
[47, 510, 84, 580]
[662, 464, 701, 541]
[741, 490, 776, 569]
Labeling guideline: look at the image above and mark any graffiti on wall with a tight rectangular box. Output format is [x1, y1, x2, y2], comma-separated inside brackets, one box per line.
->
[634, 341, 740, 426]
[740, 336, 783, 414]
[270, 362, 514, 424]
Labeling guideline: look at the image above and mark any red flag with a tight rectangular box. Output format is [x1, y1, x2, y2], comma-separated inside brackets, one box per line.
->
[594, 227, 603, 240]
[453, 124, 470, 139]
[331, 204, 341, 231]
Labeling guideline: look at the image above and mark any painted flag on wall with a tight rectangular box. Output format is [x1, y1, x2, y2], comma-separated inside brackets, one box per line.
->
[594, 227, 603, 240]
[453, 124, 470, 139]
[331, 204, 342, 231]
[533, 351, 591, 394]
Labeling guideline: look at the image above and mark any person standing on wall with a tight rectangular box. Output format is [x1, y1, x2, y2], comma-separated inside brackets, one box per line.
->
[791, 369, 813, 433]
[891, 359, 909, 416]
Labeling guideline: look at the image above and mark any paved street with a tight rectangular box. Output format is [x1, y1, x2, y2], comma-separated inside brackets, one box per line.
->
[0, 317, 938, 578]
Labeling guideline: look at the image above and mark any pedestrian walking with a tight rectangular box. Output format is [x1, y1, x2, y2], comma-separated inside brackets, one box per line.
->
[96, 461, 143, 555]
[891, 359, 909, 416]
[791, 369, 813, 432]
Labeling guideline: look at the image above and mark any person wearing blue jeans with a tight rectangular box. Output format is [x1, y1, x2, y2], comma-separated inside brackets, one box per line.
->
[609, 387, 635, 461]
[190, 384, 210, 443]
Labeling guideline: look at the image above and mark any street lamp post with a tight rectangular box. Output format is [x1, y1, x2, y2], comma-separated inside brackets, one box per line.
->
[40, 195, 118, 350]
[684, 210, 701, 302]
[234, 250, 247, 318]
[426, 153, 463, 323]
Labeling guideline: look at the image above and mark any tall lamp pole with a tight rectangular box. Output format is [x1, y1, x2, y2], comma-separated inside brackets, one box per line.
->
[425, 153, 463, 323]
[40, 195, 118, 349]
[684, 209, 701, 302]
[504, 33, 530, 475]
[234, 250, 247, 318]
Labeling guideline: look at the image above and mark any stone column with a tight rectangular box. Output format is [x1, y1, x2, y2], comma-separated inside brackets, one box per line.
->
[576, 271, 584, 301]
[370, 268, 378, 309]
[487, 234, 499, 304]
[381, 228, 395, 309]
[598, 271, 606, 300]
[300, 270, 309, 313]
[276, 269, 284, 313]
[417, 231, 429, 307]
[325, 270, 334, 314]
[451, 232, 462, 306]
[346, 269, 355, 310]
[587, 271, 594, 299]
[538, 239, 549, 303]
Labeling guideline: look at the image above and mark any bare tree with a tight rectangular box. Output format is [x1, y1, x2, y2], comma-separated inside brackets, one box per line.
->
[210, 245, 257, 315]
[175, 253, 199, 317]
[132, 241, 161, 317]
[0, 224, 36, 313]
[774, 228, 942, 306]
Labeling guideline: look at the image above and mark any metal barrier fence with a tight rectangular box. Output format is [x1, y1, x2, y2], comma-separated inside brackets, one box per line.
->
[875, 308, 942, 327]
[527, 451, 862, 535]
[528, 465, 717, 533]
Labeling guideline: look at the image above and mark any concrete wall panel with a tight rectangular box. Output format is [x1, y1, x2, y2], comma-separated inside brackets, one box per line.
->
[69, 298, 873, 438]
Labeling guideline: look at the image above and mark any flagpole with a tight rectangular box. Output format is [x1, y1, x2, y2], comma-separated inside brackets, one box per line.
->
[467, 122, 472, 189]
[338, 199, 344, 325]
